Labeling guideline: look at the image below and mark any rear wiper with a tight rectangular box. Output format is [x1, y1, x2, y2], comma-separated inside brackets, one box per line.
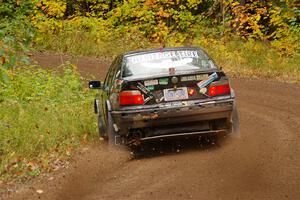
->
[174, 68, 217, 73]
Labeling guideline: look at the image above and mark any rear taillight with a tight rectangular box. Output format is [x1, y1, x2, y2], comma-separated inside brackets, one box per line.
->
[119, 90, 144, 106]
[209, 84, 231, 97]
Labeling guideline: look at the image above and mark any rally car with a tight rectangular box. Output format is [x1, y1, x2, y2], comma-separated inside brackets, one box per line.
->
[89, 47, 238, 146]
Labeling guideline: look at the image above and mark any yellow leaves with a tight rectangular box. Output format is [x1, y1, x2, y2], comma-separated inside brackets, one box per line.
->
[24, 0, 300, 57]
[36, 1, 67, 18]
[36, 2, 43, 8]
[144, 0, 157, 7]
[256, 7, 267, 15]
[231, 1, 240, 7]
[179, 5, 186, 10]
[157, 7, 170, 18]
[186, 0, 201, 9]
[227, 0, 292, 41]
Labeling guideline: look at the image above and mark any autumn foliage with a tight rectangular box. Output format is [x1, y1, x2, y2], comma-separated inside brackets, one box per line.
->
[0, 1, 299, 63]
[29, 0, 299, 47]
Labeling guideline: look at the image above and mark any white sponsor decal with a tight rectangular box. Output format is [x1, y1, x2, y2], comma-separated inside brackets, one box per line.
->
[197, 72, 218, 89]
[181, 74, 209, 82]
[127, 50, 200, 64]
[144, 79, 159, 86]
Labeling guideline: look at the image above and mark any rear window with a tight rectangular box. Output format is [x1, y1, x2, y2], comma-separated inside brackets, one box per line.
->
[122, 49, 216, 78]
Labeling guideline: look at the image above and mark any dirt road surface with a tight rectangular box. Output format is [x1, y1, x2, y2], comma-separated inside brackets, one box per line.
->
[1, 54, 300, 200]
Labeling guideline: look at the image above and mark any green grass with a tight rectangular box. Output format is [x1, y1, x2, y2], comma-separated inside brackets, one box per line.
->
[0, 64, 97, 183]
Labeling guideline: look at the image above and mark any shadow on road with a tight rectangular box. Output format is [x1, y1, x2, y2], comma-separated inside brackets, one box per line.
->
[130, 135, 229, 159]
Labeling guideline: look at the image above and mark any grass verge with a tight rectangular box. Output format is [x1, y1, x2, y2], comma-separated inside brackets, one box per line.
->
[0, 64, 97, 184]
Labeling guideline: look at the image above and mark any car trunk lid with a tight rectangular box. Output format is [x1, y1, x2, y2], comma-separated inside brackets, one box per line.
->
[120, 71, 230, 106]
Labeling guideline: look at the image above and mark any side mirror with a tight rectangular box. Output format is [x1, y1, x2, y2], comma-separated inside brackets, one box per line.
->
[88, 81, 102, 89]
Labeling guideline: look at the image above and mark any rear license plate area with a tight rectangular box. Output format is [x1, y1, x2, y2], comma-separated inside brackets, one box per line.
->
[163, 87, 188, 101]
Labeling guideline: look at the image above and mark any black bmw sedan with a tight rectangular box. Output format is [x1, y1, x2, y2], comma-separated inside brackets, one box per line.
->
[89, 47, 238, 146]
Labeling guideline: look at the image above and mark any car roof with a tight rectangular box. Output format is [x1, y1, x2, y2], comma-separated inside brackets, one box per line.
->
[123, 46, 204, 57]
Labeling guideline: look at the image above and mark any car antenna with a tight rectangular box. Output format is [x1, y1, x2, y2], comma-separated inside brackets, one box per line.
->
[159, 44, 166, 53]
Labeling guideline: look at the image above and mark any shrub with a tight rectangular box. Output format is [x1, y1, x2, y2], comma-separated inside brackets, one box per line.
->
[0, 64, 97, 182]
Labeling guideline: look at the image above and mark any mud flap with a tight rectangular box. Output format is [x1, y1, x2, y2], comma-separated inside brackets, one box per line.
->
[107, 111, 116, 146]
[98, 115, 106, 139]
[231, 102, 240, 138]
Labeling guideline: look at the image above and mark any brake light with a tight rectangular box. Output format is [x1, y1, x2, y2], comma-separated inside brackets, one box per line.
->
[119, 90, 144, 106]
[209, 84, 231, 97]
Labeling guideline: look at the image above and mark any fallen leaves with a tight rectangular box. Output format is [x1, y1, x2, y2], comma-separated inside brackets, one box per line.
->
[0, 56, 5, 65]
[27, 161, 39, 172]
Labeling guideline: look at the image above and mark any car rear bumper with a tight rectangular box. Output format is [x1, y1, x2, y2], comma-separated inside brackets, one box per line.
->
[111, 98, 234, 143]
[138, 129, 227, 143]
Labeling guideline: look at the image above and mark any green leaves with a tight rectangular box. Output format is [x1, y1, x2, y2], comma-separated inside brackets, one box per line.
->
[0, 68, 10, 84]
[0, 0, 35, 19]
[0, 4, 36, 83]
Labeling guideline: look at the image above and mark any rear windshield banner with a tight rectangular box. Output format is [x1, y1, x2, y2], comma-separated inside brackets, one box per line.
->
[126, 51, 200, 64]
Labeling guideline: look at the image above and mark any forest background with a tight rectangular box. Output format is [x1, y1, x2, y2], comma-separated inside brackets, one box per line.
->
[0, 0, 299, 184]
